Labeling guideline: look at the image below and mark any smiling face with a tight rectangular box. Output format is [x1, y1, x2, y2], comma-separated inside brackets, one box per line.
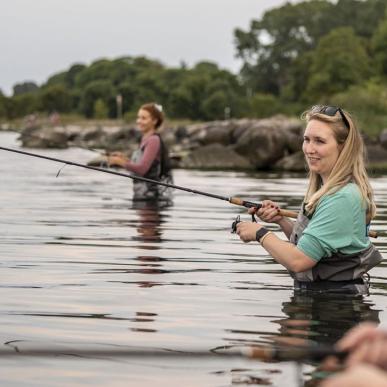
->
[136, 108, 157, 135]
[303, 119, 342, 183]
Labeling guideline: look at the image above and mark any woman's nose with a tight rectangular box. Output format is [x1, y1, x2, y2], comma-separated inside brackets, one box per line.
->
[303, 142, 315, 154]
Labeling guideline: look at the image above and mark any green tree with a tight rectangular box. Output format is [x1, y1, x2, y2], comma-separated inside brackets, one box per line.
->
[40, 84, 72, 113]
[333, 0, 387, 39]
[332, 81, 387, 137]
[246, 93, 284, 118]
[80, 80, 116, 118]
[0, 93, 7, 118]
[201, 91, 229, 120]
[305, 27, 370, 101]
[116, 82, 136, 114]
[281, 51, 314, 102]
[8, 93, 40, 118]
[93, 99, 109, 119]
[167, 62, 244, 120]
[371, 16, 387, 76]
[131, 71, 166, 108]
[234, 0, 336, 95]
[234, 0, 386, 96]
[13, 81, 39, 96]
[45, 64, 86, 88]
[74, 59, 116, 89]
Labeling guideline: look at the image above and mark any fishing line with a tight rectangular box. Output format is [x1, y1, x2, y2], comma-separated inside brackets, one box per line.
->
[0, 145, 295, 216]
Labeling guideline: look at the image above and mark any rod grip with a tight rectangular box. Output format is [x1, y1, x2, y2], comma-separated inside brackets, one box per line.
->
[244, 345, 347, 363]
[278, 209, 298, 219]
[229, 197, 262, 209]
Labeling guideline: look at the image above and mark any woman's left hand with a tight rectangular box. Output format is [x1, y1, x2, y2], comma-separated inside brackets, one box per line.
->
[236, 221, 262, 243]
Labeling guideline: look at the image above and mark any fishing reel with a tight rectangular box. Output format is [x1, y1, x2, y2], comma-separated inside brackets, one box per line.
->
[231, 214, 257, 233]
[231, 215, 241, 233]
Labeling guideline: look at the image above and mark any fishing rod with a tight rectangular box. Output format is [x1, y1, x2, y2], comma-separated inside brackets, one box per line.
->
[0, 146, 296, 217]
[0, 145, 379, 238]
[0, 343, 347, 362]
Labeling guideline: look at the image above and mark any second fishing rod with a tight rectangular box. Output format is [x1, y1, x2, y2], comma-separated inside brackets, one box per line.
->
[0, 145, 297, 218]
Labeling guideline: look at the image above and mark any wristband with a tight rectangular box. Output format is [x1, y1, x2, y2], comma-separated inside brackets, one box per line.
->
[260, 231, 273, 246]
[255, 227, 269, 243]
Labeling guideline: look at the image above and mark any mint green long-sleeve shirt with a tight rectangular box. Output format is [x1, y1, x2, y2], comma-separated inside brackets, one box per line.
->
[297, 183, 370, 262]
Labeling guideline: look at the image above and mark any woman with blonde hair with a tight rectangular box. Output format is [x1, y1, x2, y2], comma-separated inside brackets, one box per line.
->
[236, 105, 382, 294]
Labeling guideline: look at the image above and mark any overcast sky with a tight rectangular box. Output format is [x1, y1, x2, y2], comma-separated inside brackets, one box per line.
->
[1, 0, 290, 96]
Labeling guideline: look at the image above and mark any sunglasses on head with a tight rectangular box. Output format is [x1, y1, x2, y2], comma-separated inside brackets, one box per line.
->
[311, 105, 350, 129]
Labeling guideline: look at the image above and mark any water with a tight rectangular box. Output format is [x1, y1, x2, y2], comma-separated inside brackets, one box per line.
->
[1, 131, 386, 386]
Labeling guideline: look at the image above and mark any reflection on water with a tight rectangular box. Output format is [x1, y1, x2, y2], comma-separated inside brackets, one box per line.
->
[278, 292, 380, 346]
[131, 200, 167, 243]
[275, 292, 381, 385]
[1, 131, 387, 386]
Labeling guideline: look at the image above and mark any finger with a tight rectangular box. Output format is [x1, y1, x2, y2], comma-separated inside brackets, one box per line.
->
[320, 356, 342, 372]
[248, 207, 258, 215]
[236, 222, 243, 235]
[338, 323, 380, 351]
[261, 200, 276, 208]
[367, 339, 387, 368]
[346, 341, 372, 367]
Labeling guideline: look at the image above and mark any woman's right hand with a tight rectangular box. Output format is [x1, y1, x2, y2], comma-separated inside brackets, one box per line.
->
[248, 200, 283, 224]
[110, 151, 125, 158]
[106, 154, 128, 168]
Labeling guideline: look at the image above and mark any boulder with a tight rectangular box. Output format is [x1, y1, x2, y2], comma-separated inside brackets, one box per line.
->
[179, 143, 252, 170]
[378, 129, 387, 150]
[106, 126, 140, 150]
[365, 144, 387, 163]
[19, 126, 69, 148]
[233, 117, 301, 169]
[274, 151, 306, 171]
[187, 121, 234, 146]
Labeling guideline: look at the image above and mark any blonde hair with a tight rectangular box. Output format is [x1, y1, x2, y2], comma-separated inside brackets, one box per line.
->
[302, 106, 375, 220]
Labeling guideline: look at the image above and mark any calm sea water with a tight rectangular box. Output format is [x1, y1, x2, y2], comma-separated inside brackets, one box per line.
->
[1, 131, 387, 387]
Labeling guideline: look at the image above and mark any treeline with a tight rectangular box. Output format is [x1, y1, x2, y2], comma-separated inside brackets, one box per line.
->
[1, 0, 387, 136]
[0, 59, 247, 122]
[235, 0, 387, 136]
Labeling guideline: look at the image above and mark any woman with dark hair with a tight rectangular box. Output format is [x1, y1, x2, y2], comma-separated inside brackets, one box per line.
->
[107, 103, 173, 202]
[236, 105, 382, 294]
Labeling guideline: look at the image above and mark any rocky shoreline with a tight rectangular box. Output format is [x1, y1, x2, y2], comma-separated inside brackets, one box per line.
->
[3, 117, 387, 172]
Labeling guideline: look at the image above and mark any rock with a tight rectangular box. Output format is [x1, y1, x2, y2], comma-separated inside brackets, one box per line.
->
[274, 151, 306, 171]
[198, 121, 234, 146]
[174, 126, 189, 142]
[378, 129, 387, 150]
[179, 143, 252, 170]
[365, 144, 387, 163]
[230, 119, 256, 141]
[0, 122, 13, 131]
[233, 118, 297, 169]
[106, 126, 140, 150]
[16, 117, 306, 171]
[19, 126, 69, 148]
